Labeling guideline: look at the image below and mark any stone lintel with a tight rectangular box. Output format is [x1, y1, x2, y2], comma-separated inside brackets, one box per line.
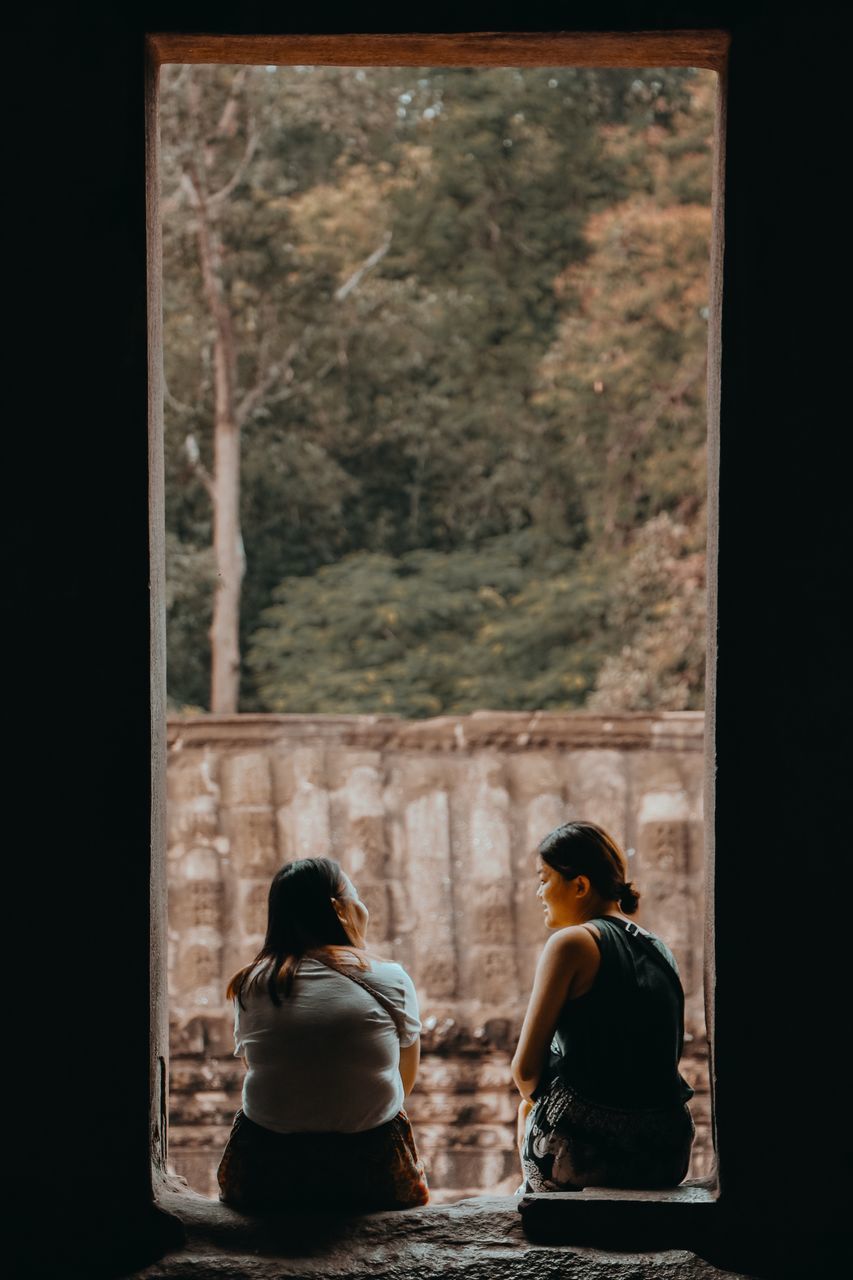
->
[167, 711, 704, 755]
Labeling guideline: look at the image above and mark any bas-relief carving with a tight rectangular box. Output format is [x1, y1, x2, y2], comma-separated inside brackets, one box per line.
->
[471, 943, 520, 1004]
[238, 879, 270, 939]
[168, 754, 220, 806]
[470, 882, 515, 944]
[168, 795, 219, 845]
[645, 819, 691, 875]
[219, 807, 278, 874]
[178, 942, 220, 992]
[424, 956, 458, 1002]
[173, 880, 224, 932]
[637, 818, 703, 1009]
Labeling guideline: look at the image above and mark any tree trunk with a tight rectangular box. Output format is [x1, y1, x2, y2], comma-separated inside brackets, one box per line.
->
[194, 186, 244, 713]
[210, 402, 244, 714]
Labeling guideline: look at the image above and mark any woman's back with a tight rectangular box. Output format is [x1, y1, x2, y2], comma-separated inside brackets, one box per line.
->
[235, 957, 421, 1134]
[552, 916, 693, 1109]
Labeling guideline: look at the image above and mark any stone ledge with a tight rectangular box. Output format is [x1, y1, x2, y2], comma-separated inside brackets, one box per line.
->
[138, 1181, 748, 1279]
[521, 1183, 717, 1206]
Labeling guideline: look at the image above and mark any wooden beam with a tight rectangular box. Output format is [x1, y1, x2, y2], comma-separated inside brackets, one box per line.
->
[148, 30, 730, 70]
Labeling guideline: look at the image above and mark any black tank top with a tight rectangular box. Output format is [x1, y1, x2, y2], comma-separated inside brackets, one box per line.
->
[549, 916, 694, 1109]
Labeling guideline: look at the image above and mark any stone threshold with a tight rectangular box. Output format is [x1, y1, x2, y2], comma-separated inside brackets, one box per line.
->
[135, 1180, 752, 1279]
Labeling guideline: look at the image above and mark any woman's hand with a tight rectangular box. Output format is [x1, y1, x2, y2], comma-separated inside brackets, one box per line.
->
[399, 1039, 420, 1096]
[517, 1098, 533, 1156]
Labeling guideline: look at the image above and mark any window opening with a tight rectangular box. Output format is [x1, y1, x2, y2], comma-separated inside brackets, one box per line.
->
[153, 40, 723, 1206]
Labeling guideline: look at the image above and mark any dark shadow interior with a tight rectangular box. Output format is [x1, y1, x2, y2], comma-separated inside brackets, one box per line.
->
[7, 3, 847, 1278]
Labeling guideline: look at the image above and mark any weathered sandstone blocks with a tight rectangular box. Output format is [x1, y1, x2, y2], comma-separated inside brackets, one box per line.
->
[403, 787, 458, 999]
[452, 758, 521, 1004]
[469, 943, 518, 1005]
[523, 789, 571, 851]
[168, 756, 220, 844]
[274, 748, 332, 861]
[236, 877, 270, 940]
[171, 877, 224, 932]
[170, 845, 224, 1007]
[272, 746, 327, 805]
[637, 801, 705, 1031]
[469, 880, 515, 944]
[358, 881, 391, 943]
[345, 814, 387, 879]
[219, 753, 273, 808]
[469, 756, 512, 875]
[507, 753, 565, 802]
[568, 750, 629, 842]
[169, 754, 220, 806]
[175, 940, 220, 999]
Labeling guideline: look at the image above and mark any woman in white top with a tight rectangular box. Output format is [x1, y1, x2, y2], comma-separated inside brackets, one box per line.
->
[217, 857, 429, 1211]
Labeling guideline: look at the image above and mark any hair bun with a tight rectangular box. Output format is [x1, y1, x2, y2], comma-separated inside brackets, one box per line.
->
[618, 880, 641, 914]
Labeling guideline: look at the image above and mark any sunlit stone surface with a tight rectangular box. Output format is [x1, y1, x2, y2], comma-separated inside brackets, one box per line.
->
[167, 712, 710, 1200]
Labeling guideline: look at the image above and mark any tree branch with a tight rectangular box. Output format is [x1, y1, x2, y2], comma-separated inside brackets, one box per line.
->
[235, 339, 299, 427]
[163, 375, 196, 417]
[334, 232, 392, 302]
[208, 129, 259, 207]
[184, 433, 215, 499]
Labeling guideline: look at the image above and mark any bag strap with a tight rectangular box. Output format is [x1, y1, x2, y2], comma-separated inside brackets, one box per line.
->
[309, 953, 406, 1040]
[603, 917, 683, 986]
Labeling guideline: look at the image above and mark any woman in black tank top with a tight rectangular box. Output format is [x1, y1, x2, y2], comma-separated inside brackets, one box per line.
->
[510, 821, 695, 1192]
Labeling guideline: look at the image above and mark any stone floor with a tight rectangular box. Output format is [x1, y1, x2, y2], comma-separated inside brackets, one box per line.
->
[131, 1183, 757, 1280]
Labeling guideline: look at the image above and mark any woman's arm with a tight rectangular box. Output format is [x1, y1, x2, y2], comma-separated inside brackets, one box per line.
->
[399, 1039, 420, 1096]
[510, 927, 595, 1100]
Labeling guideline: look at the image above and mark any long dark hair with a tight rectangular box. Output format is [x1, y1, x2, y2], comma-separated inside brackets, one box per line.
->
[226, 857, 404, 1033]
[539, 821, 640, 914]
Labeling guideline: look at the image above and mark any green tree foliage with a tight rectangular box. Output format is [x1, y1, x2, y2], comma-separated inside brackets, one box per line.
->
[535, 73, 714, 549]
[249, 532, 612, 716]
[531, 73, 714, 708]
[587, 513, 706, 711]
[161, 65, 713, 715]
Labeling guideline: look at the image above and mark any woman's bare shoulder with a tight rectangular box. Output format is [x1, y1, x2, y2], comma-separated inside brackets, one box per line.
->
[543, 924, 601, 959]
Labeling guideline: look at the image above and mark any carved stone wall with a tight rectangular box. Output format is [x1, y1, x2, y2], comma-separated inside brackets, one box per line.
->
[167, 712, 711, 1200]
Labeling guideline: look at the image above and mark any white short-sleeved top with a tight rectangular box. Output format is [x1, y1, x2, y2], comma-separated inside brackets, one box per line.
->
[233, 956, 421, 1134]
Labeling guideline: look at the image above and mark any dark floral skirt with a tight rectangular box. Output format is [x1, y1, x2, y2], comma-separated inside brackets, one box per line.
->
[217, 1108, 430, 1212]
[521, 1076, 695, 1192]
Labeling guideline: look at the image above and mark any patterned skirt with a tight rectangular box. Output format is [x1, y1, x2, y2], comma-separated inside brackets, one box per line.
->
[521, 1076, 695, 1193]
[217, 1108, 430, 1212]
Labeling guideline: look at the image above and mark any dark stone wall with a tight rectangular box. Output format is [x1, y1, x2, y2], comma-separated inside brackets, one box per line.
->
[8, 3, 847, 1277]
